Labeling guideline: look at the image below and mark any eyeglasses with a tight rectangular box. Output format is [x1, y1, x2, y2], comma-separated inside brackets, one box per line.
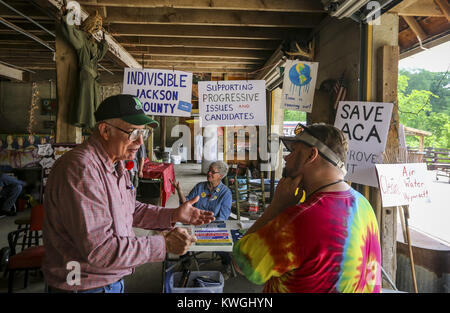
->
[103, 122, 150, 141]
[208, 169, 220, 175]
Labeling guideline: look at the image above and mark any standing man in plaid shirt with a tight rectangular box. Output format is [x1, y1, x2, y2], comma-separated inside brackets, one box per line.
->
[43, 94, 214, 293]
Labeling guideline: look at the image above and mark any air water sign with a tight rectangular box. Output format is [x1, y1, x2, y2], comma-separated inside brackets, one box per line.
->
[122, 68, 193, 117]
[375, 163, 431, 207]
[281, 60, 319, 113]
[198, 80, 267, 127]
[334, 101, 393, 187]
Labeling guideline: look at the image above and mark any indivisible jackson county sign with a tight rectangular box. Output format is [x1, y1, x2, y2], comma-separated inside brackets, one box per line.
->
[281, 60, 319, 113]
[122, 68, 193, 117]
[198, 80, 267, 127]
[375, 163, 432, 207]
[334, 101, 393, 187]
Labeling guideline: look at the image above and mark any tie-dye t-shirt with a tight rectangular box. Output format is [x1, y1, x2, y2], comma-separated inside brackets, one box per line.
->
[233, 188, 381, 293]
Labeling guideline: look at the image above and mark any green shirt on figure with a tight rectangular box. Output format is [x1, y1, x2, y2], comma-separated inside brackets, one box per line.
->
[61, 14, 109, 129]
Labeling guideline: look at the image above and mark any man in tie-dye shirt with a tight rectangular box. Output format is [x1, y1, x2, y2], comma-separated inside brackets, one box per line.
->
[233, 123, 381, 293]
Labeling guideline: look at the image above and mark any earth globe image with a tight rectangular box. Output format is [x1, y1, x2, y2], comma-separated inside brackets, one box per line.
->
[289, 62, 312, 96]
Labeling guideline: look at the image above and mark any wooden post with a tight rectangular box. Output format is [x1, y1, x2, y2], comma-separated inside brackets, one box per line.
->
[402, 205, 419, 293]
[160, 116, 166, 151]
[234, 170, 241, 221]
[147, 116, 154, 162]
[377, 44, 400, 289]
[419, 135, 424, 151]
[55, 21, 81, 144]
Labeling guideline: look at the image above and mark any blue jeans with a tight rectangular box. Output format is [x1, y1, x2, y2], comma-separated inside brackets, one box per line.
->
[0, 173, 24, 212]
[47, 279, 124, 293]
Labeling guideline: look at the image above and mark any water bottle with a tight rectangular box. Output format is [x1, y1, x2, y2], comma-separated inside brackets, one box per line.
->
[248, 193, 259, 213]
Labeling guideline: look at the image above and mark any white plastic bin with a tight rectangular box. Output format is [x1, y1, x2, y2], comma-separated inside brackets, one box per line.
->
[171, 154, 181, 164]
[169, 271, 224, 293]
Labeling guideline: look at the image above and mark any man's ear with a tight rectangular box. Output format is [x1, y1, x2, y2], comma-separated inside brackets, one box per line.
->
[97, 123, 109, 141]
[306, 147, 320, 164]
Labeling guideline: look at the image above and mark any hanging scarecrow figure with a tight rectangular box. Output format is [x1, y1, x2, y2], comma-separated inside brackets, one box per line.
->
[60, 8, 109, 129]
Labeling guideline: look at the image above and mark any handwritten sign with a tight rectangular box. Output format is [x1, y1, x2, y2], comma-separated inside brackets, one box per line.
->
[281, 60, 319, 113]
[122, 68, 193, 117]
[37, 144, 53, 157]
[198, 80, 266, 127]
[334, 101, 393, 186]
[375, 163, 431, 207]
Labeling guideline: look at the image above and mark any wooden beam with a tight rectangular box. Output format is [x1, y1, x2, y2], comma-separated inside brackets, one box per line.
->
[55, 20, 81, 144]
[402, 16, 428, 42]
[390, 0, 444, 17]
[119, 36, 279, 50]
[129, 47, 271, 59]
[109, 24, 306, 40]
[400, 32, 450, 58]
[435, 0, 450, 21]
[403, 126, 432, 137]
[78, 0, 325, 12]
[102, 7, 324, 27]
[377, 45, 400, 289]
[0, 62, 25, 81]
[0, 16, 55, 51]
[43, 0, 140, 68]
[255, 45, 284, 80]
[140, 66, 256, 74]
[139, 55, 262, 64]
[142, 61, 257, 70]
[0, 47, 50, 52]
[0, 40, 55, 46]
[0, 29, 52, 36]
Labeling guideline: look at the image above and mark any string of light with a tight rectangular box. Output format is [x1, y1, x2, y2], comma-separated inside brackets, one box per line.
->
[27, 82, 40, 135]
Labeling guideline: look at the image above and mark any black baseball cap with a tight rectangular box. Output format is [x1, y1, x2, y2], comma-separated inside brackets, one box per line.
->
[94, 94, 159, 128]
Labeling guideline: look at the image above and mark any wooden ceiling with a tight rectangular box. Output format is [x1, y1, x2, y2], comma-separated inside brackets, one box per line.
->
[0, 0, 449, 81]
[389, 0, 450, 57]
[0, 0, 327, 80]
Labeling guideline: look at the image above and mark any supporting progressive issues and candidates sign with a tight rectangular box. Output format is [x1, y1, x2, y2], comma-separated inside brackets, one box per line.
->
[334, 101, 393, 187]
[198, 80, 267, 127]
[122, 68, 193, 117]
[375, 163, 431, 207]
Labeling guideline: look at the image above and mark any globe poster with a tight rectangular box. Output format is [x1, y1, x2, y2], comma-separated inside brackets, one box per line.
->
[281, 60, 319, 113]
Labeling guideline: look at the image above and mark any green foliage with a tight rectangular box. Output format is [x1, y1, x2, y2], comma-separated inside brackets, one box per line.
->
[399, 69, 450, 115]
[398, 74, 450, 148]
[284, 110, 306, 122]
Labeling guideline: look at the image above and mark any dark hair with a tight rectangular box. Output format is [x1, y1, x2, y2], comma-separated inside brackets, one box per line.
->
[306, 123, 348, 164]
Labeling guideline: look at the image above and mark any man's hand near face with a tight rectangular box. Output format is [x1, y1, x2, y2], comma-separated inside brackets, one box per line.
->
[245, 174, 303, 236]
[268, 174, 304, 217]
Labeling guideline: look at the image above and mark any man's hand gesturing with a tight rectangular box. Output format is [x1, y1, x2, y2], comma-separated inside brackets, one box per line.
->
[172, 196, 215, 226]
[163, 228, 197, 255]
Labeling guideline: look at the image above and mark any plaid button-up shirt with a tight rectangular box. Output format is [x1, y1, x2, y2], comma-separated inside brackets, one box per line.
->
[42, 134, 175, 290]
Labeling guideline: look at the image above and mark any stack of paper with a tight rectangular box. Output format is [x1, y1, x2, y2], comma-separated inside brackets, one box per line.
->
[194, 229, 232, 246]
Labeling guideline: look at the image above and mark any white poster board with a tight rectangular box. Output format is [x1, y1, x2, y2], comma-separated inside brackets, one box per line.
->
[198, 80, 267, 127]
[334, 101, 393, 186]
[375, 163, 431, 207]
[281, 60, 319, 113]
[122, 68, 193, 117]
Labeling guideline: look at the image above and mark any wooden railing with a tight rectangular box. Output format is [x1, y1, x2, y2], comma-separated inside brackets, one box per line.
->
[415, 147, 450, 182]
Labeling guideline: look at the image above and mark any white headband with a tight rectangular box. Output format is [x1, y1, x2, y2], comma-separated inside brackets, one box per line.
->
[283, 132, 347, 176]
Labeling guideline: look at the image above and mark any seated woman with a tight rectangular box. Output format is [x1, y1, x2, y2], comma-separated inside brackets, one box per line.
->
[172, 161, 232, 221]
[171, 161, 233, 278]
